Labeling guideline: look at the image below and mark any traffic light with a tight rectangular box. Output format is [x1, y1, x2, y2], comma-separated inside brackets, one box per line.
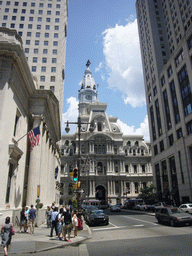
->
[73, 168, 78, 182]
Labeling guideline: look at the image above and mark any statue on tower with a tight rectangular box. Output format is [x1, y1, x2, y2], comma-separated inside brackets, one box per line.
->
[86, 60, 91, 68]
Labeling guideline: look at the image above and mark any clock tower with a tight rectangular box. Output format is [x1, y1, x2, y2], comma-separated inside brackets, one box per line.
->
[78, 60, 98, 104]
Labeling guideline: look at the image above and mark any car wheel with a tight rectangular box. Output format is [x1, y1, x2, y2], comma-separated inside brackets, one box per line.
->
[170, 219, 175, 227]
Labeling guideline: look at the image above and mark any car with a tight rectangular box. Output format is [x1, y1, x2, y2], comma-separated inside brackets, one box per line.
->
[155, 202, 168, 212]
[83, 206, 98, 222]
[179, 203, 192, 214]
[155, 207, 192, 227]
[110, 205, 121, 212]
[87, 209, 109, 226]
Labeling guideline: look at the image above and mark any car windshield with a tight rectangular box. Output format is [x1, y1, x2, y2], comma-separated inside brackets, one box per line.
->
[92, 210, 103, 215]
[169, 208, 182, 214]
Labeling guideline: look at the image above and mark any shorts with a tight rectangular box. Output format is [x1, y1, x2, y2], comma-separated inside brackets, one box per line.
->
[29, 219, 35, 227]
[64, 224, 73, 236]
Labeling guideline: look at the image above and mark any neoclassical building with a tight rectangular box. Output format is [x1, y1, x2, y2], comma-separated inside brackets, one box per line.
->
[61, 62, 153, 205]
[0, 28, 62, 222]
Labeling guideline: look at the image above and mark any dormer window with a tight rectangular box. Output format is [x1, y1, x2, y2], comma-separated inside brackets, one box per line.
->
[98, 122, 102, 131]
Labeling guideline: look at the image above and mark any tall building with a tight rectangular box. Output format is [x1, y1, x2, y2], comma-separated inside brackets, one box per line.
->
[136, 0, 192, 204]
[0, 0, 68, 118]
[60, 62, 153, 206]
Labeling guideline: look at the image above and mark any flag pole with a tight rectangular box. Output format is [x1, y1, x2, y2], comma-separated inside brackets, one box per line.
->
[15, 131, 30, 144]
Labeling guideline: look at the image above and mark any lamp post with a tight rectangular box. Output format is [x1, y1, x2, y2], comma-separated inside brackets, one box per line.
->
[65, 112, 94, 226]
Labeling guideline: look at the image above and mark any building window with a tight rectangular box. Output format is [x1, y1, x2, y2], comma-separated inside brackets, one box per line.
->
[22, 9, 26, 13]
[14, 2, 19, 6]
[51, 67, 56, 72]
[155, 99, 162, 136]
[44, 41, 49, 46]
[178, 65, 192, 116]
[52, 58, 57, 63]
[37, 25, 41, 29]
[10, 24, 15, 28]
[55, 18, 59, 23]
[175, 49, 184, 67]
[54, 26, 59, 30]
[153, 86, 157, 96]
[31, 2, 35, 7]
[46, 18, 51, 22]
[12, 16, 16, 20]
[43, 49, 48, 54]
[39, 3, 43, 7]
[40, 86, 44, 90]
[186, 120, 192, 135]
[33, 57, 37, 63]
[56, 4, 60, 8]
[13, 9, 17, 13]
[39, 10, 43, 14]
[169, 80, 180, 124]
[6, 1, 10, 5]
[45, 33, 49, 38]
[163, 89, 172, 130]
[40, 76, 45, 82]
[38, 17, 42, 22]
[28, 24, 32, 29]
[35, 40, 39, 45]
[25, 48, 29, 53]
[134, 165, 137, 173]
[56, 11, 60, 15]
[162, 160, 168, 191]
[53, 41, 58, 46]
[23, 2, 27, 6]
[167, 65, 173, 77]
[34, 49, 38, 54]
[150, 106, 156, 141]
[41, 67, 46, 72]
[155, 163, 161, 191]
[53, 49, 57, 55]
[18, 32, 22, 36]
[29, 17, 33, 21]
[50, 76, 55, 82]
[27, 32, 31, 36]
[5, 8, 9, 12]
[176, 128, 183, 139]
[125, 165, 129, 173]
[54, 33, 58, 38]
[42, 58, 47, 63]
[45, 25, 50, 30]
[142, 165, 145, 173]
[20, 16, 25, 21]
[26, 40, 30, 45]
[154, 144, 158, 155]
[168, 134, 174, 147]
[178, 151, 185, 184]
[160, 140, 164, 152]
[30, 9, 34, 14]
[36, 32, 40, 37]
[50, 86, 55, 92]
[47, 10, 51, 15]
[169, 156, 178, 189]
[48, 3, 52, 8]
[32, 66, 36, 72]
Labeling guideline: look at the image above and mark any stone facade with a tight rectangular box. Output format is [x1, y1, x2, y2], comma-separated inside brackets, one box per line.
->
[61, 63, 153, 205]
[0, 28, 62, 213]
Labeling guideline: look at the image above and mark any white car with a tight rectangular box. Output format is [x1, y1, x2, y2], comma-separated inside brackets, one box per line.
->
[179, 204, 192, 214]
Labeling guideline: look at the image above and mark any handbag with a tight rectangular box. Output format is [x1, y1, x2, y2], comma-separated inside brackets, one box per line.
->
[10, 227, 15, 236]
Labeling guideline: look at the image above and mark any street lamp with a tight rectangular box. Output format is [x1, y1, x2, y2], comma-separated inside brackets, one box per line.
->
[65, 112, 94, 228]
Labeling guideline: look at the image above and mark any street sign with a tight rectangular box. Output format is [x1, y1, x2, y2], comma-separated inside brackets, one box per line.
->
[73, 188, 85, 193]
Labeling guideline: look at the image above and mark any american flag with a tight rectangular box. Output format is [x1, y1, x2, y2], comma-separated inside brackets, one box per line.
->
[28, 126, 40, 151]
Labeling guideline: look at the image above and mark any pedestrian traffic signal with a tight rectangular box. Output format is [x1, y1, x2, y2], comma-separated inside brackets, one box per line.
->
[73, 168, 78, 182]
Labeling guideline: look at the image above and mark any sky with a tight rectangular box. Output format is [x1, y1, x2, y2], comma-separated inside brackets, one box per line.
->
[62, 0, 150, 141]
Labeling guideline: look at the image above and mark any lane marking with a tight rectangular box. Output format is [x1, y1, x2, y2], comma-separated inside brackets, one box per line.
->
[134, 225, 144, 227]
[123, 216, 158, 225]
[92, 225, 127, 231]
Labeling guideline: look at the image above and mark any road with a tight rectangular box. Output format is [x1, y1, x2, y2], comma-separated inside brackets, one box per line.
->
[19, 209, 192, 255]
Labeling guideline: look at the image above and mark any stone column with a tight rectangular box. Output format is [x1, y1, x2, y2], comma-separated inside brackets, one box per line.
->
[26, 116, 42, 206]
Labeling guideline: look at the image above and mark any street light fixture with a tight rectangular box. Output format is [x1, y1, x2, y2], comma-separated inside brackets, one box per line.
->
[65, 111, 94, 228]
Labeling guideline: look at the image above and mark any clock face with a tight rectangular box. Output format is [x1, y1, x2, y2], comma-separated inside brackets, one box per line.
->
[86, 95, 92, 100]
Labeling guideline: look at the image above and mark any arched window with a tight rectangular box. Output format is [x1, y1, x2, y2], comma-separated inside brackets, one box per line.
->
[98, 122, 102, 131]
[102, 145, 106, 154]
[127, 141, 131, 146]
[114, 145, 117, 154]
[97, 162, 102, 173]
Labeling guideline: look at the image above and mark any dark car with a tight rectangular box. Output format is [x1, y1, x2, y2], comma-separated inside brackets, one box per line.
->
[155, 207, 192, 227]
[110, 205, 121, 212]
[83, 206, 98, 222]
[87, 209, 109, 226]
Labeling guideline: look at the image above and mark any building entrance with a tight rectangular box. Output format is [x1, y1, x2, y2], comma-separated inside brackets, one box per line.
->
[95, 185, 105, 201]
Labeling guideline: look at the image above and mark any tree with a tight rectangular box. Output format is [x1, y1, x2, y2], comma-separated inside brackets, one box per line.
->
[138, 184, 156, 202]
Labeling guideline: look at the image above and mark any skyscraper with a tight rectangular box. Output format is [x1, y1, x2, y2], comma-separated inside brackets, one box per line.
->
[0, 0, 68, 117]
[136, 0, 192, 204]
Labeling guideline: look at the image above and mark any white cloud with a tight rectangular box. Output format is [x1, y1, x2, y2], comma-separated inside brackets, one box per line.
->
[117, 115, 150, 141]
[62, 97, 78, 134]
[95, 62, 103, 72]
[102, 19, 145, 108]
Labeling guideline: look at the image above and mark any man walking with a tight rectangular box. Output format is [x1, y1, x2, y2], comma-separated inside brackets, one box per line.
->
[29, 204, 36, 234]
[50, 207, 58, 237]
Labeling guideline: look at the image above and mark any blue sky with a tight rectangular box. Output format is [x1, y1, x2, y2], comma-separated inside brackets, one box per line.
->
[62, 0, 150, 141]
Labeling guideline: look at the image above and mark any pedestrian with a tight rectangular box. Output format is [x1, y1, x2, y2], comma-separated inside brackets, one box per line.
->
[29, 204, 36, 234]
[19, 207, 26, 233]
[57, 208, 63, 240]
[50, 207, 58, 237]
[45, 206, 52, 228]
[72, 210, 78, 238]
[25, 206, 29, 233]
[1, 216, 13, 256]
[63, 207, 73, 242]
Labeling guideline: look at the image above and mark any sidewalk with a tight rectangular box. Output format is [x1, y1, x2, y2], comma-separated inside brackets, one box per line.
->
[0, 223, 92, 254]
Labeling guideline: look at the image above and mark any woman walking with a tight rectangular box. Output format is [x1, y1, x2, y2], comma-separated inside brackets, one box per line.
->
[72, 210, 78, 238]
[1, 216, 13, 256]
[20, 207, 26, 233]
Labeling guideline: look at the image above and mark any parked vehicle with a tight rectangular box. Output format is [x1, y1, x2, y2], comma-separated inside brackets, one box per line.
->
[155, 207, 192, 227]
[83, 206, 98, 222]
[124, 199, 144, 210]
[87, 209, 109, 226]
[110, 205, 121, 212]
[155, 202, 168, 212]
[179, 203, 192, 214]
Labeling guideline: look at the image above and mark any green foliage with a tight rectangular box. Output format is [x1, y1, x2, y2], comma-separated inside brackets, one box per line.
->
[72, 199, 77, 211]
[138, 184, 156, 201]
